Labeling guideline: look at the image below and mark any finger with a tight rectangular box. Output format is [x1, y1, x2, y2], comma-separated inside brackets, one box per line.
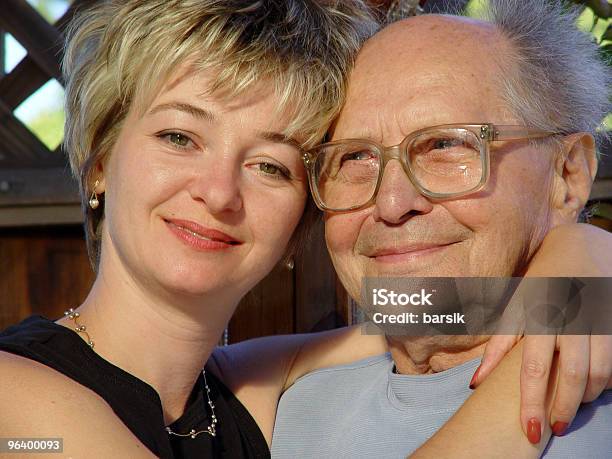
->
[549, 335, 589, 436]
[583, 334, 612, 402]
[520, 335, 556, 444]
[471, 335, 518, 388]
[472, 280, 526, 388]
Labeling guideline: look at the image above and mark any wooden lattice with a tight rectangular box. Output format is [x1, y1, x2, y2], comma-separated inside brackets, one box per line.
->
[1, 0, 98, 166]
[0, 0, 98, 226]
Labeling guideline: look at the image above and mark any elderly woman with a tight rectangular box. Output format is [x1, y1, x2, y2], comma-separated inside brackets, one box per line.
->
[0, 1, 610, 459]
[0, 1, 378, 457]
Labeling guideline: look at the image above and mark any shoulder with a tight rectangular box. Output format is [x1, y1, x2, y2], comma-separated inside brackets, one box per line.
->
[210, 333, 311, 445]
[209, 326, 386, 443]
[0, 350, 91, 399]
[291, 352, 392, 385]
[211, 325, 388, 392]
[0, 351, 154, 458]
[285, 325, 388, 385]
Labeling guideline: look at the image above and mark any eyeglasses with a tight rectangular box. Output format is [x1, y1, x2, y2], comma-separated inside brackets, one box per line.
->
[302, 123, 559, 212]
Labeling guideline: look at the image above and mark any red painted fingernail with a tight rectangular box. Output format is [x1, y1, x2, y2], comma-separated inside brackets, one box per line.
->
[552, 421, 568, 436]
[468, 365, 481, 389]
[527, 418, 541, 444]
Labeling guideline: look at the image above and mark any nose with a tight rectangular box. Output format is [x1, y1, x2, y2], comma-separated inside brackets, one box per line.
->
[372, 159, 433, 224]
[189, 160, 243, 214]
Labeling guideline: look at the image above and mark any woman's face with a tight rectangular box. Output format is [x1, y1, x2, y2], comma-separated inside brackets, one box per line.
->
[97, 68, 308, 302]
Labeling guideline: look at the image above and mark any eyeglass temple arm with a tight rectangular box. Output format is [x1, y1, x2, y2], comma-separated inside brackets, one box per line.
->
[485, 124, 560, 141]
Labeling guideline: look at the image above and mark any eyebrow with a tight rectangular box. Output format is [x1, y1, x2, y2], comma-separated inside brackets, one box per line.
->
[148, 102, 216, 123]
[257, 131, 303, 151]
[147, 104, 302, 150]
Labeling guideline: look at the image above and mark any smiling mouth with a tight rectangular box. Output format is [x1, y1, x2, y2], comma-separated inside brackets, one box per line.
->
[367, 242, 460, 261]
[170, 223, 240, 245]
[164, 218, 242, 249]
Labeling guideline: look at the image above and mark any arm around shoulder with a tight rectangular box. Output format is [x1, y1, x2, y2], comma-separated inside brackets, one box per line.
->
[211, 325, 387, 443]
[528, 223, 612, 276]
[213, 324, 387, 394]
[411, 341, 552, 459]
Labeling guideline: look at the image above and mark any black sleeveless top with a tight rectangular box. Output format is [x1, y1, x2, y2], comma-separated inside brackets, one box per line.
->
[0, 316, 270, 459]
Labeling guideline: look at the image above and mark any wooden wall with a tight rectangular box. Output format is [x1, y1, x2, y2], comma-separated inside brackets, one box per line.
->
[0, 225, 94, 330]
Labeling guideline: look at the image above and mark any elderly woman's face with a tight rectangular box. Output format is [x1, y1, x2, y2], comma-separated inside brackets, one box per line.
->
[97, 68, 307, 299]
[324, 21, 560, 303]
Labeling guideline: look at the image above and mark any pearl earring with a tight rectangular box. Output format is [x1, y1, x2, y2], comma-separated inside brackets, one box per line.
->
[285, 257, 295, 270]
[89, 180, 100, 210]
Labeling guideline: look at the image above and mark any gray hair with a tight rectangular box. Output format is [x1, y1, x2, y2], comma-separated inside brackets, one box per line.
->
[389, 0, 610, 148]
[481, 0, 610, 147]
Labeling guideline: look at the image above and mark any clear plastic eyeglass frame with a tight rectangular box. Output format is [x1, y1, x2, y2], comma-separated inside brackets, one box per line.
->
[301, 123, 559, 212]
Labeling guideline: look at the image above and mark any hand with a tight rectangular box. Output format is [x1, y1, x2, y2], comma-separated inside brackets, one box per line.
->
[470, 223, 612, 443]
[472, 334, 612, 443]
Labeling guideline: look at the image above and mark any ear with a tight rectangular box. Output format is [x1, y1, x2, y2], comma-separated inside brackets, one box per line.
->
[549, 133, 597, 226]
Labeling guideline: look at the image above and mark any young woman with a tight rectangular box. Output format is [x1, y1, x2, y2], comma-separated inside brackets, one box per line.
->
[0, 1, 609, 458]
[0, 1, 378, 457]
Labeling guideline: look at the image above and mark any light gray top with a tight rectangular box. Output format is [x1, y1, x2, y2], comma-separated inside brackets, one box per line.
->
[271, 353, 612, 459]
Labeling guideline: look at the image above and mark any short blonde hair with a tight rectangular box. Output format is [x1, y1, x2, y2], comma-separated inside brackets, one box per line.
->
[63, 0, 379, 266]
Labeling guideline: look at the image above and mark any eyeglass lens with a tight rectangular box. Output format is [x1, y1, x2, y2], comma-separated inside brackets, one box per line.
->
[312, 128, 484, 209]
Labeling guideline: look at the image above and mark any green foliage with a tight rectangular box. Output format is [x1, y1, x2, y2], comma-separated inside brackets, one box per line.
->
[27, 109, 65, 151]
[592, 202, 612, 219]
[465, 0, 610, 130]
[573, 0, 610, 19]
[464, 0, 486, 17]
